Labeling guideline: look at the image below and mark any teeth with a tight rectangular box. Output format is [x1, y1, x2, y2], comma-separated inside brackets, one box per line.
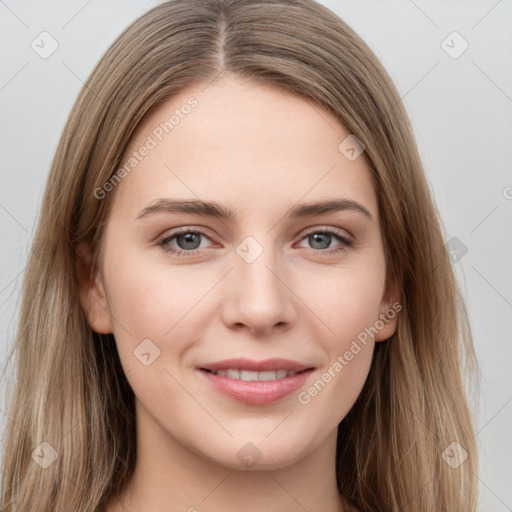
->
[240, 370, 259, 381]
[211, 369, 299, 381]
[258, 371, 277, 381]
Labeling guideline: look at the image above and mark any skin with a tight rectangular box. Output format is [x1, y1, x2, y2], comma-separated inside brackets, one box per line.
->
[77, 73, 399, 512]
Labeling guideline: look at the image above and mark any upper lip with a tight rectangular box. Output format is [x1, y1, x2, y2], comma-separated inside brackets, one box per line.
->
[199, 358, 314, 373]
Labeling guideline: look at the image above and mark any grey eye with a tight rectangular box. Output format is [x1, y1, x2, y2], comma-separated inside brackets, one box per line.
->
[307, 233, 333, 250]
[175, 232, 203, 250]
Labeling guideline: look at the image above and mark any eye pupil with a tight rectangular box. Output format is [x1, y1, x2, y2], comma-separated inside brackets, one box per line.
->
[309, 233, 331, 250]
[177, 232, 201, 250]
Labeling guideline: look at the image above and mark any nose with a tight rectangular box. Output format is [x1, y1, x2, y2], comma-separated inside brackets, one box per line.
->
[220, 241, 298, 336]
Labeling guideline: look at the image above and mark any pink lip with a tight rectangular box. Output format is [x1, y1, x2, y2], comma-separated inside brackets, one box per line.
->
[196, 358, 315, 406]
[199, 357, 313, 373]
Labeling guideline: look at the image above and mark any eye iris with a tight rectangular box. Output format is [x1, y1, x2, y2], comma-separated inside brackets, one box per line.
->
[177, 232, 201, 250]
[309, 233, 331, 250]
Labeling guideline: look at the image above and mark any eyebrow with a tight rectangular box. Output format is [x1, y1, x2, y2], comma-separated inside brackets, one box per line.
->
[136, 198, 373, 221]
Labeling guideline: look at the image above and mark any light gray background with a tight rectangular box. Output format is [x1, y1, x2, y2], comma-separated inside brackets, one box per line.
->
[1, 1, 511, 510]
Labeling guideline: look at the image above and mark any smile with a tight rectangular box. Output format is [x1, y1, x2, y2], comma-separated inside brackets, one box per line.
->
[204, 369, 299, 381]
[197, 358, 315, 405]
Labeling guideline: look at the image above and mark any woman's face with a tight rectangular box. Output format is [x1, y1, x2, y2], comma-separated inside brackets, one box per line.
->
[80, 74, 398, 470]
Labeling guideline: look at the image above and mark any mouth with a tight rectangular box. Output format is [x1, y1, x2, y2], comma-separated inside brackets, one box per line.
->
[200, 368, 308, 381]
[197, 358, 315, 405]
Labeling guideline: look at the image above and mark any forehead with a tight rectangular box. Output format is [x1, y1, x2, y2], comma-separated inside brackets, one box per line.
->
[113, 74, 377, 220]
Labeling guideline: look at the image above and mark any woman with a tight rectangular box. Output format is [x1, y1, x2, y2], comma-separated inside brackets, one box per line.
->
[0, 1, 480, 511]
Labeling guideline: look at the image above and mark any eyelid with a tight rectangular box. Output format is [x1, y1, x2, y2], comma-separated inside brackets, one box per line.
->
[159, 225, 213, 238]
[299, 225, 352, 242]
[158, 226, 217, 249]
[159, 224, 352, 244]
[158, 225, 354, 258]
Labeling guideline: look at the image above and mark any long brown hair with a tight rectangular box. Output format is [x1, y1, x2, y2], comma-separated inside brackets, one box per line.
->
[1, 1, 480, 510]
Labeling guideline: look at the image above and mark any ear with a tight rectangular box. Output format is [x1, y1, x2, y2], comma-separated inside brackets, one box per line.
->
[75, 241, 113, 334]
[374, 273, 402, 342]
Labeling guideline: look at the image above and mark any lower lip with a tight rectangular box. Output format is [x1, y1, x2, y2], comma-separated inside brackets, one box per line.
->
[197, 369, 314, 405]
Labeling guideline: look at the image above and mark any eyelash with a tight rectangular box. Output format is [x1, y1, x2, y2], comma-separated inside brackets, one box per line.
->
[158, 227, 352, 257]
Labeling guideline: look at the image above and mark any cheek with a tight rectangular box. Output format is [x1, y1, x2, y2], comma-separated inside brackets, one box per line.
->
[103, 250, 217, 353]
[291, 256, 385, 412]
[295, 269, 380, 422]
[295, 258, 386, 344]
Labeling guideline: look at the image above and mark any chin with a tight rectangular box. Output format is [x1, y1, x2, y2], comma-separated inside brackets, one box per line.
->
[200, 437, 310, 472]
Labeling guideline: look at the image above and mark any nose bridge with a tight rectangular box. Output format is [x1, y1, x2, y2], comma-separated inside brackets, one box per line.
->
[221, 234, 295, 333]
[235, 233, 285, 302]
